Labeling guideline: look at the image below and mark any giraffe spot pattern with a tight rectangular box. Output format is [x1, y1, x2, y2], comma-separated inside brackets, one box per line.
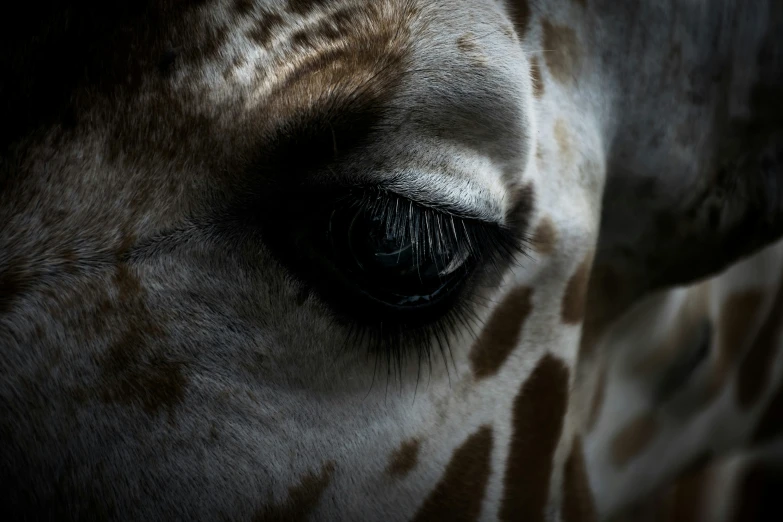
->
[507, 0, 531, 37]
[92, 264, 188, 420]
[469, 286, 534, 379]
[456, 33, 487, 67]
[410, 426, 493, 522]
[562, 437, 597, 522]
[246, 14, 285, 48]
[233, 0, 255, 16]
[457, 33, 477, 54]
[532, 216, 557, 255]
[255, 461, 335, 522]
[542, 20, 583, 85]
[561, 254, 592, 324]
[386, 438, 420, 478]
[577, 263, 622, 359]
[287, 0, 330, 16]
[500, 354, 570, 521]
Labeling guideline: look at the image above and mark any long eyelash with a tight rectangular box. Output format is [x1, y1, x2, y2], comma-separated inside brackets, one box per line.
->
[348, 188, 525, 267]
[335, 188, 530, 388]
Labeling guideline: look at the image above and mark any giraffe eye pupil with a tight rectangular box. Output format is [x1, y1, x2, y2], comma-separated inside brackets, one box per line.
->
[329, 206, 469, 309]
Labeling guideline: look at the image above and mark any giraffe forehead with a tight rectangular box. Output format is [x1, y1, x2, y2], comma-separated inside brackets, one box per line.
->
[2, 0, 536, 249]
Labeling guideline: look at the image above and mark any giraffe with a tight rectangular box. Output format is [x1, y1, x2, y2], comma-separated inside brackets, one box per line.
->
[0, 1, 781, 521]
[586, 237, 783, 520]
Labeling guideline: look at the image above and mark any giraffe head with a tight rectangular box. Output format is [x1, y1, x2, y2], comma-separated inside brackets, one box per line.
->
[1, 0, 599, 519]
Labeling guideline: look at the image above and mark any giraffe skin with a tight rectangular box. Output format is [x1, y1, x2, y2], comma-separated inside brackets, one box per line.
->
[1, 1, 782, 520]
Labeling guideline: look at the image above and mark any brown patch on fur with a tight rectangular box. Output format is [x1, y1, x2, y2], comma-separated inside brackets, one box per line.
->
[530, 57, 545, 98]
[532, 216, 557, 255]
[506, 182, 536, 230]
[457, 33, 477, 54]
[89, 264, 188, 419]
[258, 3, 415, 174]
[586, 363, 607, 431]
[470, 286, 534, 379]
[247, 13, 285, 48]
[456, 33, 487, 66]
[752, 380, 783, 444]
[97, 330, 187, 418]
[507, 0, 531, 37]
[234, 0, 255, 16]
[386, 438, 420, 478]
[255, 461, 336, 522]
[578, 263, 624, 361]
[572, 0, 587, 7]
[562, 255, 593, 324]
[287, 0, 330, 16]
[737, 276, 783, 408]
[500, 354, 569, 521]
[290, 29, 314, 48]
[562, 437, 597, 522]
[411, 426, 493, 522]
[196, 24, 229, 66]
[542, 20, 583, 84]
[707, 291, 764, 399]
[611, 413, 658, 468]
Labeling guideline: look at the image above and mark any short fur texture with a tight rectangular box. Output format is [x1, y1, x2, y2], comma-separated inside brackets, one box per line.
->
[1, 1, 782, 520]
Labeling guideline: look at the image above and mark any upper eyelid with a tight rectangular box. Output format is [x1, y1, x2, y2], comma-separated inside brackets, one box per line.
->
[345, 188, 524, 261]
[379, 173, 507, 225]
[300, 176, 507, 229]
[362, 186, 504, 226]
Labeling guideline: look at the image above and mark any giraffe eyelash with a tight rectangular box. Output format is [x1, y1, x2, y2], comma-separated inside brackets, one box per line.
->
[278, 186, 529, 382]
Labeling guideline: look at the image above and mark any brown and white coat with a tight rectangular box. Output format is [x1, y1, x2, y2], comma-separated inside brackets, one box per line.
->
[1, 0, 782, 520]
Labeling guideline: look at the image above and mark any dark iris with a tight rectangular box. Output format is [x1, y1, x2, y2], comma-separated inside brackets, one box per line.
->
[328, 205, 469, 309]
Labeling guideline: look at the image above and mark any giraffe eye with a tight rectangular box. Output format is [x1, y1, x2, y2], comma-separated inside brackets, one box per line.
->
[254, 186, 525, 336]
[328, 205, 470, 310]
